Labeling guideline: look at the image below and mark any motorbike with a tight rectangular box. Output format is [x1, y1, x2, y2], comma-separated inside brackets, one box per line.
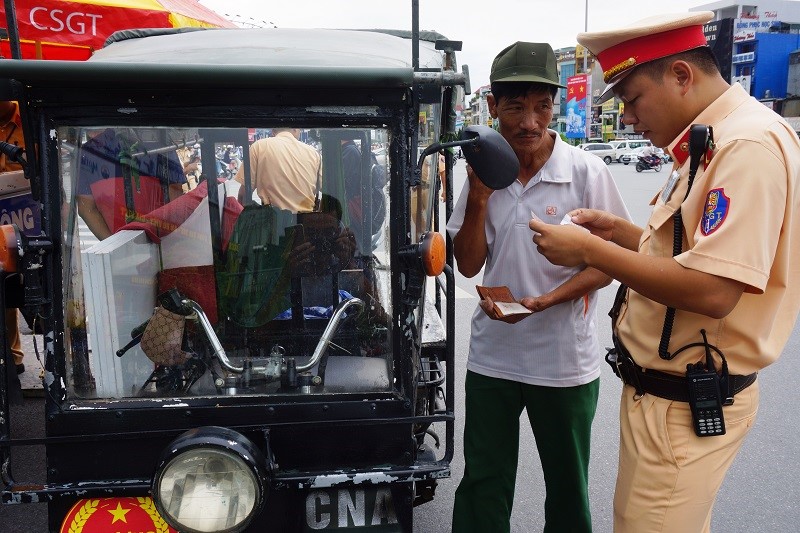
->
[636, 154, 663, 172]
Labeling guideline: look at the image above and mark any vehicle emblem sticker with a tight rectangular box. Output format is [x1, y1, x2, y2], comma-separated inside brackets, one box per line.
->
[61, 497, 177, 533]
[701, 188, 730, 236]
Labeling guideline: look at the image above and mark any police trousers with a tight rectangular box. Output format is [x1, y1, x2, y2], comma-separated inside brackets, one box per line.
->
[452, 371, 599, 533]
[614, 381, 758, 533]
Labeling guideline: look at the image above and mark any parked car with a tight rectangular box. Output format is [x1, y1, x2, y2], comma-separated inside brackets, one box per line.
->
[579, 142, 615, 165]
[608, 139, 652, 162]
[620, 146, 647, 165]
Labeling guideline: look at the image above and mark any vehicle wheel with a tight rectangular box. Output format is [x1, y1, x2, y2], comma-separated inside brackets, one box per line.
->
[603, 156, 612, 165]
[635, 163, 644, 173]
[623, 161, 629, 165]
[655, 163, 663, 172]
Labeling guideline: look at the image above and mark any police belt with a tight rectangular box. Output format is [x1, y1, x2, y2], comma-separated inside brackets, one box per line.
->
[606, 335, 757, 402]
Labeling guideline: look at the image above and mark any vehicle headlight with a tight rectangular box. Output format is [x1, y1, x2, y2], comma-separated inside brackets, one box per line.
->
[152, 426, 269, 533]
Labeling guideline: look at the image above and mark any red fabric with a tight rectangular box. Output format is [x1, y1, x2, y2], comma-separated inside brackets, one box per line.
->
[120, 179, 243, 250]
[0, 39, 93, 60]
[1, 1, 169, 50]
[123, 179, 244, 326]
[151, 0, 235, 27]
[158, 265, 218, 324]
[90, 175, 167, 235]
[0, 1, 234, 55]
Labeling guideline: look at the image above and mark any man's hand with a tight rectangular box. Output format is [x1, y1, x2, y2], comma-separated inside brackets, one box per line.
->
[529, 218, 593, 267]
[565, 208, 616, 241]
[466, 163, 494, 203]
[287, 240, 314, 275]
[452, 163, 495, 278]
[518, 295, 551, 314]
[478, 296, 530, 324]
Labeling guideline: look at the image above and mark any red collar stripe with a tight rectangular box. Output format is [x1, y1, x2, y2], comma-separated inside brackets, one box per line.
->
[669, 129, 714, 167]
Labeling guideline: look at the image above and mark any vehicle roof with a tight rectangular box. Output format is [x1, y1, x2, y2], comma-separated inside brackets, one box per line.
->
[0, 27, 449, 91]
[97, 27, 447, 69]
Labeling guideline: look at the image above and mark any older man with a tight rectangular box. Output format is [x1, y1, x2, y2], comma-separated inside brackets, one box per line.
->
[448, 42, 629, 533]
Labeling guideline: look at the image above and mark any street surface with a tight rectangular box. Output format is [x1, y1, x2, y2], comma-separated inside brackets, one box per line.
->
[2, 158, 800, 532]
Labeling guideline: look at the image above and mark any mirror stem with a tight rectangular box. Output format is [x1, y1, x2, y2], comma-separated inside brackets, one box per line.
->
[412, 137, 478, 186]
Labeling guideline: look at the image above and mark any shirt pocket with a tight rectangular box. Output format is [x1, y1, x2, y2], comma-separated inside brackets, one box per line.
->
[645, 201, 678, 257]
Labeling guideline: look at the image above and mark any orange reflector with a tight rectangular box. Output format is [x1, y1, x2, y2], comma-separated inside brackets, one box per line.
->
[0, 225, 19, 273]
[420, 231, 446, 276]
[60, 497, 177, 533]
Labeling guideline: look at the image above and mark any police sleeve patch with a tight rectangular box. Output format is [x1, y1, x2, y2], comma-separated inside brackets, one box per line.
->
[701, 188, 730, 235]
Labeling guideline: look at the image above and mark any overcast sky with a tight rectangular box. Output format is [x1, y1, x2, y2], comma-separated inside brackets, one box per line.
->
[198, 0, 708, 91]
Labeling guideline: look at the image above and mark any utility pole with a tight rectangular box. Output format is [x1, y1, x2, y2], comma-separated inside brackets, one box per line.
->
[583, 0, 588, 75]
[584, 0, 590, 141]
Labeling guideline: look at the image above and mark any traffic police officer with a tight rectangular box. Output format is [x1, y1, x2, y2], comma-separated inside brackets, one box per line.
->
[529, 11, 800, 533]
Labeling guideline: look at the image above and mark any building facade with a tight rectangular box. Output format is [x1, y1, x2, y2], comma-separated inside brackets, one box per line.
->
[462, 2, 800, 142]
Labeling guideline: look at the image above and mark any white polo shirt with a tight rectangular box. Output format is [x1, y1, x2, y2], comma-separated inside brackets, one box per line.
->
[447, 132, 630, 386]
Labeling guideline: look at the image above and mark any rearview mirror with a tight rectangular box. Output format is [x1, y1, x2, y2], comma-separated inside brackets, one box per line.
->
[459, 126, 519, 189]
[415, 125, 518, 190]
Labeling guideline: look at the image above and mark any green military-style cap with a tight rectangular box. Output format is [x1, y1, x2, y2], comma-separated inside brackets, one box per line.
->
[490, 41, 566, 87]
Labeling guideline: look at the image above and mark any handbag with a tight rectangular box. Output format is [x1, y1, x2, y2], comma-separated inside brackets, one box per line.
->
[139, 306, 192, 367]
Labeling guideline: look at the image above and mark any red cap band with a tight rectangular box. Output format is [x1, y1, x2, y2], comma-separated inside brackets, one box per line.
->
[598, 25, 708, 83]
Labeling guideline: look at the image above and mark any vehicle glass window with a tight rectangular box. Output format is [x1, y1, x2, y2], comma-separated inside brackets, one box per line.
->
[61, 125, 392, 400]
[409, 103, 441, 242]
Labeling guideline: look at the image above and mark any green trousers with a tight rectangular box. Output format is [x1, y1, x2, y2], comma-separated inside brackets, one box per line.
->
[452, 371, 599, 533]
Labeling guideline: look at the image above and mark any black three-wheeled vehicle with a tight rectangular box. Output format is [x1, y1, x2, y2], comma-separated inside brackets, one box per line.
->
[0, 7, 489, 531]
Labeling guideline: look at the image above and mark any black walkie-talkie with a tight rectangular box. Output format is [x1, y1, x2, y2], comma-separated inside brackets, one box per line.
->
[687, 363, 726, 437]
[685, 329, 727, 437]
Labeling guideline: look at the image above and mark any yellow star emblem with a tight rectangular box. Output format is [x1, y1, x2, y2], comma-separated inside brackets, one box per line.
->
[108, 502, 131, 524]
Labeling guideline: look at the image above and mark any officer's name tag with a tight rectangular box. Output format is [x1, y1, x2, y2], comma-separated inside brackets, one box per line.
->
[661, 170, 680, 204]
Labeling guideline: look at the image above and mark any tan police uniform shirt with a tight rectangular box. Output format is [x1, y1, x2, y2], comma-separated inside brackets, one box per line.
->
[617, 83, 800, 376]
[235, 131, 321, 212]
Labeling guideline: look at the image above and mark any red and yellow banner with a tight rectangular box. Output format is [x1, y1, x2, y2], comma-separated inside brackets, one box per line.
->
[1, 0, 234, 59]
